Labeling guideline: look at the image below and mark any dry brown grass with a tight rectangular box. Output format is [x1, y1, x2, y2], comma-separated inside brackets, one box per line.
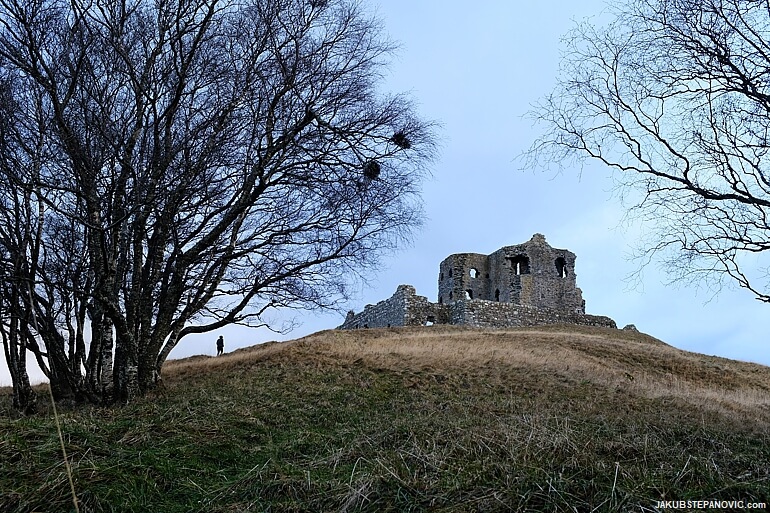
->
[164, 324, 770, 425]
[5, 323, 770, 512]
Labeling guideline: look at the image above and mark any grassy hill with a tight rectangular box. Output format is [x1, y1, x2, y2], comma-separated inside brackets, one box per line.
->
[1, 325, 769, 512]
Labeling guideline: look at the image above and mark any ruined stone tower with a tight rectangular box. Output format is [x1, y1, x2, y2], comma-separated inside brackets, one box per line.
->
[337, 234, 614, 330]
[437, 233, 586, 314]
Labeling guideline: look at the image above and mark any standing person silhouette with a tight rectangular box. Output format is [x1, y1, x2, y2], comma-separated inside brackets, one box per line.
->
[216, 335, 224, 356]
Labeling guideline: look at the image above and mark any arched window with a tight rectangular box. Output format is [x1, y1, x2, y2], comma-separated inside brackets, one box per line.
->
[469, 268, 478, 278]
[495, 289, 500, 301]
[465, 289, 473, 300]
[438, 296, 443, 304]
[555, 257, 568, 278]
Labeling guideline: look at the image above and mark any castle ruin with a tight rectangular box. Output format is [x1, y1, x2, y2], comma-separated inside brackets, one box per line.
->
[338, 234, 616, 330]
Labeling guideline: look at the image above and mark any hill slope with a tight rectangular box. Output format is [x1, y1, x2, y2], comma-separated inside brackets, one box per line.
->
[2, 325, 769, 512]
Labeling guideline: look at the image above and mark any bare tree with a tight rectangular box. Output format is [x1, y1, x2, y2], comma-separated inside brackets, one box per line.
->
[527, 0, 770, 302]
[0, 0, 436, 408]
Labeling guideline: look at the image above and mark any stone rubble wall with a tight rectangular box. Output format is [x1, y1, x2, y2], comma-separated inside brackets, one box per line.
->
[338, 285, 616, 330]
[338, 285, 450, 329]
[338, 284, 411, 329]
[449, 298, 616, 329]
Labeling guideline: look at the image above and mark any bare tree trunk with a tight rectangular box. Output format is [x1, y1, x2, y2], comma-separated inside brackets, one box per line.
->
[10, 364, 36, 415]
[113, 320, 140, 403]
[86, 307, 114, 402]
[99, 328, 114, 397]
[1, 309, 37, 414]
[7, 352, 37, 415]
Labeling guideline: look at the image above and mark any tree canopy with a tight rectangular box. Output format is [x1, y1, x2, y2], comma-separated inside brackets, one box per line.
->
[528, 0, 770, 305]
[0, 0, 435, 411]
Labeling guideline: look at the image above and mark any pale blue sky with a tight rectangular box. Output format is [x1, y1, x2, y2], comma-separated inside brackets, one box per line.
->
[2, 1, 767, 386]
[195, 0, 767, 365]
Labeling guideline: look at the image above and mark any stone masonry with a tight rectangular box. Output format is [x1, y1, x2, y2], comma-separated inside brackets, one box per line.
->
[338, 234, 617, 330]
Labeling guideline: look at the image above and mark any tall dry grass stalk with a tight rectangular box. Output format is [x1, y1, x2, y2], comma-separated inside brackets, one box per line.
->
[27, 283, 80, 513]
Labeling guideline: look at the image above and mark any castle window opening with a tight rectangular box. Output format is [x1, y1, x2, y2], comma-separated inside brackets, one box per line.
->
[465, 289, 473, 300]
[509, 255, 530, 275]
[555, 257, 568, 278]
[438, 296, 443, 304]
[495, 289, 500, 301]
[469, 268, 478, 278]
[440, 272, 444, 280]
[425, 315, 435, 326]
[449, 291, 453, 300]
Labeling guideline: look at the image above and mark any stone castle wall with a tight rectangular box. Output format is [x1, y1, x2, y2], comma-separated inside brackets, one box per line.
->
[449, 299, 616, 329]
[338, 235, 618, 332]
[338, 285, 450, 329]
[338, 285, 616, 330]
[437, 234, 585, 313]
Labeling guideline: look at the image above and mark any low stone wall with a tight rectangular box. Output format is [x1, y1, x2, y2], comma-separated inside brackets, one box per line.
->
[338, 285, 450, 329]
[449, 299, 616, 329]
[338, 285, 616, 331]
[403, 290, 451, 326]
[338, 285, 411, 329]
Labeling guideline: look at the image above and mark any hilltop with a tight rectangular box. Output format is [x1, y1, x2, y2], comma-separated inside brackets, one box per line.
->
[1, 325, 769, 512]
